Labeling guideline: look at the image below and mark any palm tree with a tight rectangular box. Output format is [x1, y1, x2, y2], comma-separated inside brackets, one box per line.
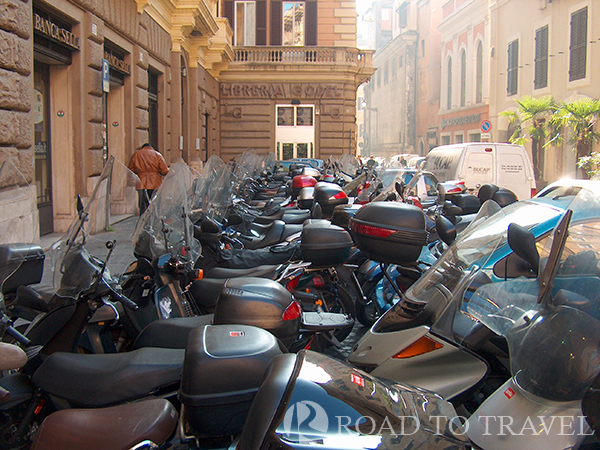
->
[499, 95, 557, 181]
[549, 98, 600, 179]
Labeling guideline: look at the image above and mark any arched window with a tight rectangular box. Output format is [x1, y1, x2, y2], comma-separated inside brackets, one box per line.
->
[476, 41, 483, 103]
[447, 57, 452, 109]
[460, 50, 466, 107]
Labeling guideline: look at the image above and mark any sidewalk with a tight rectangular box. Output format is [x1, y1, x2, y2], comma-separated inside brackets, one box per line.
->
[37, 215, 139, 294]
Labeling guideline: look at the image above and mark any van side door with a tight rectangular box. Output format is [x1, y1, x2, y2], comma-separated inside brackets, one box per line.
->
[463, 144, 494, 192]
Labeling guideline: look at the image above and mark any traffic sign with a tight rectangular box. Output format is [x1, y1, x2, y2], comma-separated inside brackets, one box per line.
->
[102, 59, 110, 93]
[480, 120, 491, 133]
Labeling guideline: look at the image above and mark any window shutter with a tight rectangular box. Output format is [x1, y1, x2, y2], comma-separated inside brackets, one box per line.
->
[569, 7, 587, 81]
[223, 0, 234, 30]
[507, 39, 519, 96]
[534, 25, 548, 89]
[256, 0, 267, 45]
[306, 1, 317, 46]
[271, 0, 282, 45]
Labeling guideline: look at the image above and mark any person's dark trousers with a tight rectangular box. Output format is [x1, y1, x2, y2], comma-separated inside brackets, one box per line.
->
[137, 189, 154, 216]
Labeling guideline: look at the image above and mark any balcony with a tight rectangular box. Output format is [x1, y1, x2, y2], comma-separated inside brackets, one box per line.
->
[227, 46, 375, 83]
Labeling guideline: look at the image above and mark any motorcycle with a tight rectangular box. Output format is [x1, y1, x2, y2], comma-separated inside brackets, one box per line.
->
[348, 185, 600, 403]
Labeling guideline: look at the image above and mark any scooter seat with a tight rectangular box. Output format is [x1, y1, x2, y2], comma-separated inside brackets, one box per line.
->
[254, 209, 311, 225]
[133, 315, 214, 350]
[30, 398, 178, 450]
[244, 221, 292, 250]
[32, 347, 184, 407]
[205, 264, 279, 279]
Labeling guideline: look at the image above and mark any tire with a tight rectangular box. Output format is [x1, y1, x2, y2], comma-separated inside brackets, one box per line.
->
[355, 276, 383, 328]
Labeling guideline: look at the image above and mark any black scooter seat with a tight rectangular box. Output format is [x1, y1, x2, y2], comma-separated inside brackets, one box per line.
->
[32, 347, 184, 407]
[254, 209, 311, 225]
[244, 221, 302, 250]
[206, 264, 279, 279]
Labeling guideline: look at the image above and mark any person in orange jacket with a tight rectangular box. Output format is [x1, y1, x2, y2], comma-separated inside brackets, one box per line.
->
[128, 143, 169, 215]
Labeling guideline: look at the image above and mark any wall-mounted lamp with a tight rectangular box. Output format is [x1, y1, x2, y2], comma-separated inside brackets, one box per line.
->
[291, 99, 301, 105]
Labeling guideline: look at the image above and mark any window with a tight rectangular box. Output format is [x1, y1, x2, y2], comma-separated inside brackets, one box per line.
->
[399, 56, 403, 67]
[455, 133, 464, 144]
[283, 2, 304, 46]
[421, 40, 425, 57]
[569, 7, 587, 81]
[277, 106, 313, 126]
[384, 61, 389, 84]
[507, 39, 519, 96]
[469, 132, 482, 142]
[377, 70, 381, 88]
[397, 3, 408, 28]
[235, 1, 256, 46]
[392, 58, 396, 77]
[460, 50, 466, 107]
[534, 25, 548, 89]
[441, 135, 451, 145]
[476, 41, 483, 103]
[447, 57, 452, 109]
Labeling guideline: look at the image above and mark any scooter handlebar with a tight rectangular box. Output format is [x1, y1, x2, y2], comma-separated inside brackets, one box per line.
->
[5, 326, 31, 347]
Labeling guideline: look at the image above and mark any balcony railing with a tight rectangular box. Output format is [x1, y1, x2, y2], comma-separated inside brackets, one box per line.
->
[232, 46, 373, 68]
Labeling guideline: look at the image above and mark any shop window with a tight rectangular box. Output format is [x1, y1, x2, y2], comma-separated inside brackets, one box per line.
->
[235, 1, 256, 46]
[469, 132, 481, 142]
[277, 105, 313, 126]
[534, 25, 548, 89]
[283, 2, 304, 46]
[569, 7, 587, 81]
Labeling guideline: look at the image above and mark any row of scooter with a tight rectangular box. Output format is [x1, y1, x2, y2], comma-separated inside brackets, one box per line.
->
[1, 152, 600, 449]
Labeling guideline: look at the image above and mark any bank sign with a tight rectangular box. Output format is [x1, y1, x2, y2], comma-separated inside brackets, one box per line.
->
[33, 13, 80, 51]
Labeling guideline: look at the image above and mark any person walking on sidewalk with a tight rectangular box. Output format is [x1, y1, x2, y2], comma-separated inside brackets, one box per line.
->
[128, 143, 169, 215]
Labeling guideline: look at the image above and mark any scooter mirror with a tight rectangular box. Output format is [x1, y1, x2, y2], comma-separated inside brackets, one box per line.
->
[507, 223, 540, 274]
[437, 184, 446, 204]
[436, 214, 456, 246]
[76, 194, 84, 216]
[227, 214, 244, 226]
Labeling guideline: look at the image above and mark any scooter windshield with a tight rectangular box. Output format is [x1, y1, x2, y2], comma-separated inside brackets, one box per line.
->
[50, 157, 140, 297]
[132, 162, 200, 263]
[372, 198, 565, 334]
[464, 188, 600, 404]
[198, 155, 232, 221]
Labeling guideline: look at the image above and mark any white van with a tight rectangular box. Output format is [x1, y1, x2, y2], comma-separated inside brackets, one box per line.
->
[423, 143, 536, 200]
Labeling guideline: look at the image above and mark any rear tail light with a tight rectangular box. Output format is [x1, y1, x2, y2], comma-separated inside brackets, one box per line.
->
[312, 274, 325, 288]
[282, 300, 302, 321]
[350, 221, 395, 238]
[329, 191, 348, 201]
[286, 274, 301, 292]
[531, 187, 537, 197]
[392, 335, 443, 359]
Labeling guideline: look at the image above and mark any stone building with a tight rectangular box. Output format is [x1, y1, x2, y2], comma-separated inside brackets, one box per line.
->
[0, 0, 373, 243]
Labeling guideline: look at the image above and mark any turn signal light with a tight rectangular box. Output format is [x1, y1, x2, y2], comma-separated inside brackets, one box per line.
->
[392, 335, 443, 359]
[286, 274, 301, 292]
[282, 300, 302, 321]
[350, 222, 395, 238]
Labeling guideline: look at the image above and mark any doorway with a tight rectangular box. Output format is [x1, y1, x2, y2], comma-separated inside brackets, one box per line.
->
[34, 63, 53, 235]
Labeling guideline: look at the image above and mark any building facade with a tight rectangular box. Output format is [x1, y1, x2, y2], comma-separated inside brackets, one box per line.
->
[489, 0, 599, 185]
[1, 0, 373, 244]
[361, 0, 442, 159]
[438, 0, 490, 147]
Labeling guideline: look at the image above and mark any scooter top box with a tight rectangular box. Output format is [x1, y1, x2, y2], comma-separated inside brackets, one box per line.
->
[179, 323, 284, 438]
[291, 174, 317, 198]
[313, 182, 349, 216]
[300, 219, 353, 268]
[0, 244, 45, 294]
[349, 202, 428, 264]
[214, 277, 300, 349]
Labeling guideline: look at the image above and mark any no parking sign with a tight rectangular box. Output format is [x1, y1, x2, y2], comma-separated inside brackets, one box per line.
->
[480, 120, 491, 133]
